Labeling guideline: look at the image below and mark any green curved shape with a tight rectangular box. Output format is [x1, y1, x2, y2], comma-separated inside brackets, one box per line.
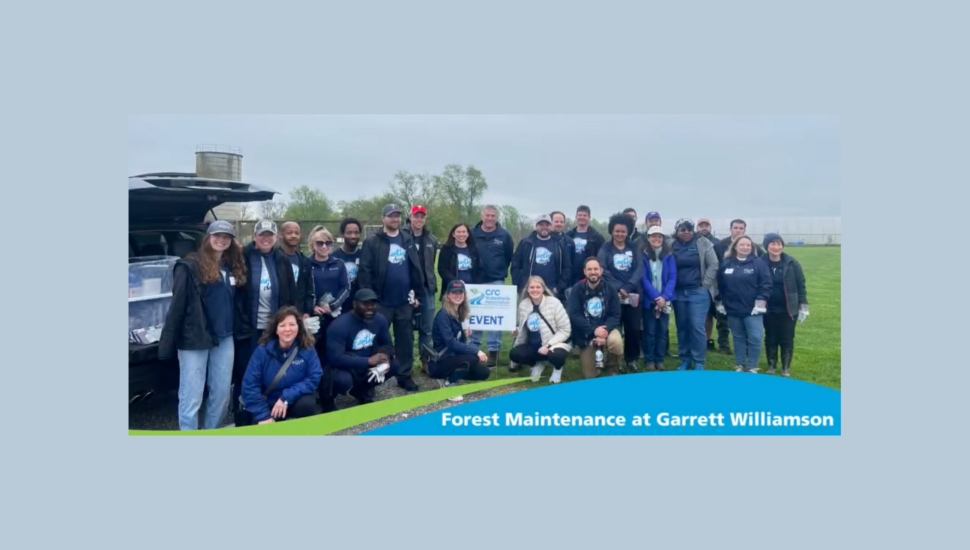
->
[129, 377, 530, 436]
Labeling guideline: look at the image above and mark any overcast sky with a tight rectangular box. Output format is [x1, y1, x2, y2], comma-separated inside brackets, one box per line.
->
[128, 115, 840, 221]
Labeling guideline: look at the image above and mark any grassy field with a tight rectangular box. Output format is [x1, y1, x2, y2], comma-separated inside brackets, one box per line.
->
[413, 246, 841, 391]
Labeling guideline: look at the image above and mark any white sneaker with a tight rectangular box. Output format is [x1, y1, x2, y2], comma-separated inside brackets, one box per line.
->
[530, 363, 545, 382]
[549, 368, 563, 384]
[440, 380, 464, 401]
[447, 394, 464, 402]
[734, 366, 744, 372]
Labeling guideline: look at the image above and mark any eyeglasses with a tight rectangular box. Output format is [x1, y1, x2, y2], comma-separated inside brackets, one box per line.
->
[314, 240, 334, 248]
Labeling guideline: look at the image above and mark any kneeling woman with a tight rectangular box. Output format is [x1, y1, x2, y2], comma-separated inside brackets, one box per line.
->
[241, 306, 323, 425]
[428, 280, 491, 402]
[510, 276, 573, 383]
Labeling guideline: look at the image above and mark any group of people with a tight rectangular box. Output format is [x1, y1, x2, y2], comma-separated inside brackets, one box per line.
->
[157, 203, 809, 431]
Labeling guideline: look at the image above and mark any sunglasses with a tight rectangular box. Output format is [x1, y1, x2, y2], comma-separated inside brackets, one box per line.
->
[314, 240, 334, 248]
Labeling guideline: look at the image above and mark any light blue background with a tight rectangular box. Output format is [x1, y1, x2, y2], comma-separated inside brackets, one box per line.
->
[5, 0, 963, 547]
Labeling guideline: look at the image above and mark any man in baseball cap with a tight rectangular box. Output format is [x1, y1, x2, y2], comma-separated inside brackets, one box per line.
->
[511, 213, 571, 297]
[696, 218, 719, 245]
[403, 204, 440, 374]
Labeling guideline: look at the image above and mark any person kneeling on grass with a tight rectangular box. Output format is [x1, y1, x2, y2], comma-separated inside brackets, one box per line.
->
[567, 257, 624, 378]
[426, 279, 491, 403]
[510, 276, 573, 383]
[325, 289, 401, 406]
[240, 306, 323, 426]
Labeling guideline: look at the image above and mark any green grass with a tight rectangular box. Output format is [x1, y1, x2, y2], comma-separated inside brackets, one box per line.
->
[415, 247, 841, 391]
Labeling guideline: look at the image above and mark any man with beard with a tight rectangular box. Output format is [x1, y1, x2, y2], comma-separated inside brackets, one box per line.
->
[696, 218, 720, 246]
[278, 221, 314, 317]
[567, 257, 624, 378]
[332, 217, 363, 314]
[549, 211, 576, 302]
[512, 214, 570, 297]
[565, 205, 606, 289]
[357, 204, 424, 392]
[325, 289, 400, 406]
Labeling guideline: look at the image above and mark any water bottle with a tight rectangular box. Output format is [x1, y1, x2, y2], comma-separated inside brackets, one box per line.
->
[595, 348, 604, 369]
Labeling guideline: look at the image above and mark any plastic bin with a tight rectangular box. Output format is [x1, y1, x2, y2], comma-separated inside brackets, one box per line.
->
[129, 256, 178, 337]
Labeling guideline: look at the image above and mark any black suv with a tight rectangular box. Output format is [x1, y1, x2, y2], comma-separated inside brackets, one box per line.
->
[128, 172, 277, 403]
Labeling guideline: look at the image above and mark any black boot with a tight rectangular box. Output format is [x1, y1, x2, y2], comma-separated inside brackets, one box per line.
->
[781, 347, 793, 377]
[487, 351, 498, 368]
[766, 345, 778, 374]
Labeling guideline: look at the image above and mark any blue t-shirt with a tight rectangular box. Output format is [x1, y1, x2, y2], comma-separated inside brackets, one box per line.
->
[525, 310, 544, 349]
[382, 234, 411, 307]
[331, 248, 361, 286]
[286, 253, 301, 284]
[572, 231, 588, 259]
[584, 293, 605, 323]
[607, 244, 635, 285]
[203, 265, 235, 339]
[456, 249, 473, 284]
[530, 239, 559, 291]
[673, 239, 702, 290]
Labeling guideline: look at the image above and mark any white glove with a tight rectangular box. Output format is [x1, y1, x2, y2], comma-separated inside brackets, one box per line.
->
[716, 303, 726, 316]
[304, 316, 321, 333]
[367, 367, 386, 384]
[751, 300, 767, 316]
[798, 309, 809, 323]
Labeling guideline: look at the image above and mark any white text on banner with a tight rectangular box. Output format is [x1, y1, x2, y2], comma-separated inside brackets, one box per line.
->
[465, 284, 518, 331]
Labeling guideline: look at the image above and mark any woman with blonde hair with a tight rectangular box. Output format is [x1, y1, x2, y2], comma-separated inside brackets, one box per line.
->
[159, 220, 248, 430]
[427, 279, 491, 402]
[510, 276, 573, 383]
[715, 235, 772, 373]
[305, 224, 350, 412]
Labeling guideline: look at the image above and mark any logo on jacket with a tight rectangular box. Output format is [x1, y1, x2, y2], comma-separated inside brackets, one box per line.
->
[613, 252, 633, 271]
[457, 253, 472, 272]
[573, 237, 587, 254]
[585, 297, 604, 318]
[743, 268, 755, 274]
[535, 247, 552, 265]
[526, 313, 541, 332]
[345, 261, 358, 282]
[388, 244, 406, 265]
[352, 329, 376, 350]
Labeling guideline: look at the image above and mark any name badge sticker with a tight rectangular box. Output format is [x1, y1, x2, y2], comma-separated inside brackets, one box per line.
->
[724, 268, 734, 275]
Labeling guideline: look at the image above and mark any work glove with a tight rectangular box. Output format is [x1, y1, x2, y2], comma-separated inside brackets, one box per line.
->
[798, 307, 810, 323]
[716, 303, 726, 316]
[304, 316, 321, 333]
[367, 367, 386, 384]
[751, 300, 767, 316]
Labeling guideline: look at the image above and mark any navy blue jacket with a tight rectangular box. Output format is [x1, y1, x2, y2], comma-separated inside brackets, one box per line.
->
[309, 255, 350, 313]
[716, 255, 773, 317]
[325, 311, 393, 375]
[241, 339, 323, 423]
[235, 243, 301, 339]
[511, 231, 571, 292]
[597, 240, 644, 294]
[430, 309, 480, 362]
[471, 221, 515, 282]
[640, 252, 678, 303]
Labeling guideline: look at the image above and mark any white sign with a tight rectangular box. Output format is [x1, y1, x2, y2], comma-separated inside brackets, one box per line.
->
[465, 284, 518, 332]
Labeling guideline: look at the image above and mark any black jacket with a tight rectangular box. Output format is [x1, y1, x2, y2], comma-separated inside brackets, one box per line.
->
[437, 244, 484, 298]
[511, 231, 572, 293]
[402, 227, 440, 294]
[358, 228, 425, 301]
[761, 253, 808, 319]
[281, 248, 315, 314]
[565, 226, 606, 284]
[566, 279, 621, 348]
[158, 257, 220, 359]
[234, 243, 301, 341]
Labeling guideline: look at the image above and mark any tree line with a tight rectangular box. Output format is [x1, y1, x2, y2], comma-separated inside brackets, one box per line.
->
[243, 163, 610, 243]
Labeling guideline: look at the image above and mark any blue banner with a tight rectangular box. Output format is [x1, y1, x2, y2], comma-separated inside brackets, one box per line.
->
[362, 372, 841, 436]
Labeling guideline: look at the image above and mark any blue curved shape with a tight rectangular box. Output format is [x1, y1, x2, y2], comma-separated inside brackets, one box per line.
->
[362, 372, 841, 436]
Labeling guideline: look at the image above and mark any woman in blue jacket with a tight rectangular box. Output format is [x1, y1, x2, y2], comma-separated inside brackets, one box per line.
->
[241, 306, 323, 425]
[306, 225, 350, 412]
[639, 226, 677, 371]
[428, 279, 491, 402]
[715, 236, 773, 373]
[597, 213, 645, 373]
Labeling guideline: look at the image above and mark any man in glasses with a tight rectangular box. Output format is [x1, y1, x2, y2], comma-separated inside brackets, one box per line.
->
[279, 221, 315, 317]
[358, 204, 425, 392]
[332, 217, 363, 314]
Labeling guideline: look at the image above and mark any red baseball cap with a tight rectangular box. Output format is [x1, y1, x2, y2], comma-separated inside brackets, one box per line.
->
[411, 205, 427, 215]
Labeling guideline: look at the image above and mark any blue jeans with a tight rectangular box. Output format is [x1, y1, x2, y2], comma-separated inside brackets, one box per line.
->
[177, 336, 234, 430]
[728, 315, 765, 369]
[672, 287, 710, 368]
[641, 310, 670, 364]
[470, 279, 505, 353]
[417, 288, 435, 359]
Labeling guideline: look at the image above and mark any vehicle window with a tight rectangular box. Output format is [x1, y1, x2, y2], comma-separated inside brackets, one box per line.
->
[130, 232, 168, 258]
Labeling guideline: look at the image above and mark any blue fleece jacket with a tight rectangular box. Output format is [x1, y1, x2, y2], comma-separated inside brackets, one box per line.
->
[431, 309, 480, 361]
[717, 255, 773, 317]
[310, 255, 350, 314]
[241, 339, 323, 423]
[471, 221, 515, 281]
[640, 253, 677, 302]
[325, 311, 393, 374]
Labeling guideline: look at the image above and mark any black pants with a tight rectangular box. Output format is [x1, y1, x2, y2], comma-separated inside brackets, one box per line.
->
[313, 317, 336, 410]
[509, 345, 568, 369]
[708, 299, 731, 350]
[764, 311, 796, 361]
[620, 304, 642, 362]
[429, 355, 491, 384]
[231, 335, 261, 408]
[378, 304, 415, 380]
[236, 393, 319, 426]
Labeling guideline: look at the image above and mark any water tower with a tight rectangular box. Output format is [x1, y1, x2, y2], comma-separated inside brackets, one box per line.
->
[195, 145, 244, 220]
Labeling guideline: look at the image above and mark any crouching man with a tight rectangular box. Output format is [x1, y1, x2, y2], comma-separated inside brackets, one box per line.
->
[324, 289, 401, 407]
[567, 257, 625, 378]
